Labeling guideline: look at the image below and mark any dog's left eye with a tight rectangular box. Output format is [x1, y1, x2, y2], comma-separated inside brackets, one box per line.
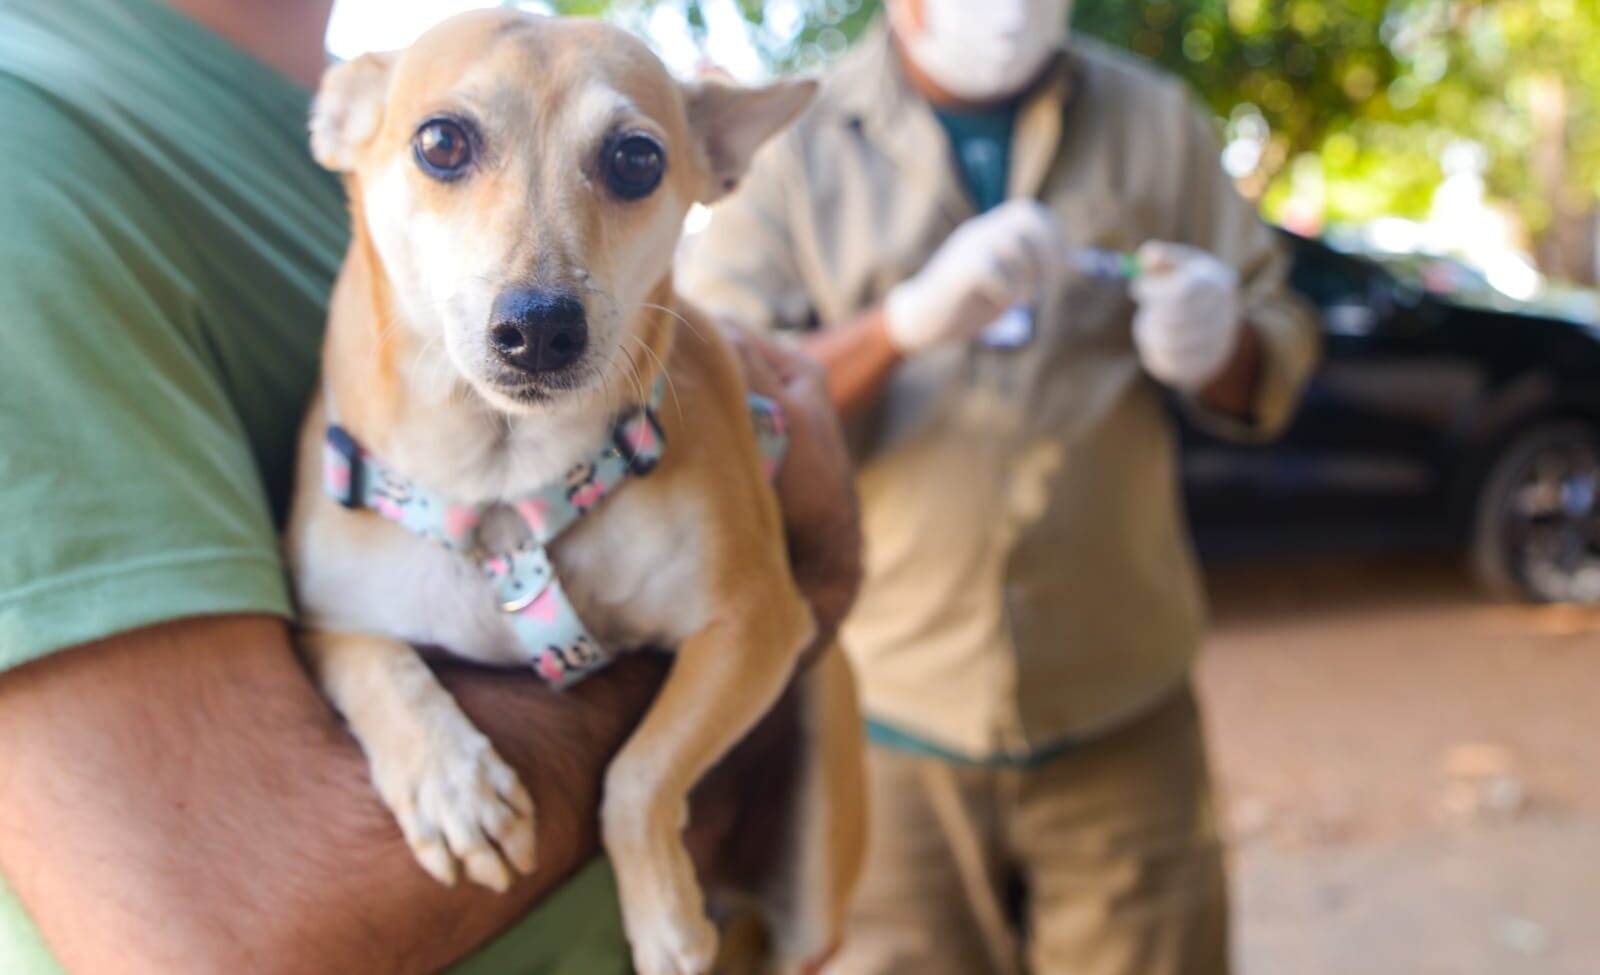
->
[603, 133, 665, 200]
[414, 117, 474, 179]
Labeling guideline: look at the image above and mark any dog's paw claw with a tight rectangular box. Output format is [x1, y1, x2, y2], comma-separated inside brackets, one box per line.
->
[498, 809, 538, 874]
[463, 847, 513, 893]
[410, 835, 458, 887]
[378, 732, 537, 891]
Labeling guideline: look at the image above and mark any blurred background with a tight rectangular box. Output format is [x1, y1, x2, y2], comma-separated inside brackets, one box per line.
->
[333, 0, 1600, 297]
[330, 3, 1600, 972]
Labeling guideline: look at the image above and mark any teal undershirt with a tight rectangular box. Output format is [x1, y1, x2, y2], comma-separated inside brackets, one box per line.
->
[862, 102, 1038, 768]
[933, 103, 1018, 215]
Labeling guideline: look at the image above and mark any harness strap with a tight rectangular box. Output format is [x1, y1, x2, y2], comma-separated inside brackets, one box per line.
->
[321, 376, 788, 691]
[487, 544, 609, 688]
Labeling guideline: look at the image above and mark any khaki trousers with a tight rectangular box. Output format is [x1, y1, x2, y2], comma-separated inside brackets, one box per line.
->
[830, 685, 1228, 975]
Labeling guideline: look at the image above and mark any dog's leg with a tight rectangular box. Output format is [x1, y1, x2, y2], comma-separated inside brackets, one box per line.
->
[300, 629, 537, 891]
[602, 602, 813, 975]
[761, 644, 866, 975]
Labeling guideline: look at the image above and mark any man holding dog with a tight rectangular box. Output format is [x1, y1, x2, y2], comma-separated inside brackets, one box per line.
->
[682, 0, 1319, 972]
[0, 0, 861, 972]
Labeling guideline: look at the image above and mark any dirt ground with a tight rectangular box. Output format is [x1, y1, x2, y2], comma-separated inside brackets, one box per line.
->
[1198, 554, 1600, 975]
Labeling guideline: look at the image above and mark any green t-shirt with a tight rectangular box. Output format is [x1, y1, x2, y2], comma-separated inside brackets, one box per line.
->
[0, 1, 628, 971]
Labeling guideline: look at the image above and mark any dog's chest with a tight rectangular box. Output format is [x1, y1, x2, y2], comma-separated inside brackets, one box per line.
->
[550, 488, 709, 649]
[338, 485, 709, 667]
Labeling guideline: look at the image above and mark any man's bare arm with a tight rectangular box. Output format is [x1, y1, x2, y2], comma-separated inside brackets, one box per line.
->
[796, 305, 903, 420]
[0, 615, 704, 974]
[1194, 320, 1263, 421]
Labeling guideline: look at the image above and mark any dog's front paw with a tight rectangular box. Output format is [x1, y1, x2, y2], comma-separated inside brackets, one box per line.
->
[611, 838, 719, 973]
[606, 806, 719, 975]
[626, 907, 718, 975]
[373, 721, 537, 892]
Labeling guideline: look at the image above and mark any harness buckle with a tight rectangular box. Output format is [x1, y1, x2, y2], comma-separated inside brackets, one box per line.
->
[501, 589, 541, 613]
[325, 425, 364, 509]
[613, 407, 666, 477]
[488, 546, 554, 613]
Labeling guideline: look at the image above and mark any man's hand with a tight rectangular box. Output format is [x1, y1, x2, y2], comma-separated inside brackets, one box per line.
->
[883, 199, 1067, 354]
[800, 202, 1068, 416]
[1130, 241, 1246, 393]
[726, 330, 862, 662]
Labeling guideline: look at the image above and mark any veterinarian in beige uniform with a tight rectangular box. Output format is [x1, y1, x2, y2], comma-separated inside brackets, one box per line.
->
[681, 1, 1318, 972]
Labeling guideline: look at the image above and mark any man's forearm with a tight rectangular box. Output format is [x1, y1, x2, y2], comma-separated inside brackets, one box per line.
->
[1195, 319, 1263, 420]
[0, 616, 628, 974]
[0, 616, 793, 975]
[799, 304, 902, 418]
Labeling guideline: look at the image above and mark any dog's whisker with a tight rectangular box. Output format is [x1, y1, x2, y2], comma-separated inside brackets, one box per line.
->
[604, 346, 647, 410]
[624, 332, 683, 425]
[638, 301, 706, 344]
[623, 341, 654, 409]
[374, 314, 405, 353]
[589, 350, 614, 402]
[411, 331, 446, 370]
[562, 282, 668, 412]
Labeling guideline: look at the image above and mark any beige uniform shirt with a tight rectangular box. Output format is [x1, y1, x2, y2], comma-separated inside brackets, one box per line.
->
[680, 29, 1318, 761]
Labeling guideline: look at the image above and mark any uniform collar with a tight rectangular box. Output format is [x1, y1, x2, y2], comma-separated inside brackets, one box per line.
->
[832, 22, 1079, 207]
[1009, 49, 1076, 200]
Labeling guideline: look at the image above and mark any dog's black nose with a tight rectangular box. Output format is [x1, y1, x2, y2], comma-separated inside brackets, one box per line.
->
[488, 289, 588, 374]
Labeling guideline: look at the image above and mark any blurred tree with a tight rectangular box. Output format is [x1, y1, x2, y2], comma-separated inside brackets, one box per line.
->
[1402, 0, 1600, 281]
[546, 0, 879, 72]
[1073, 0, 1415, 199]
[545, 0, 1600, 282]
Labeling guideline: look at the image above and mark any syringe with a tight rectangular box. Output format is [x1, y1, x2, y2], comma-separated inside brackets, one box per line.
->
[977, 247, 1142, 348]
[1066, 246, 1142, 281]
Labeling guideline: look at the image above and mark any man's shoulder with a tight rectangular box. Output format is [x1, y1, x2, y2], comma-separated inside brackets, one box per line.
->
[1062, 36, 1224, 164]
[0, 7, 202, 284]
[783, 28, 896, 144]
[0, 73, 198, 377]
[0, 4, 124, 140]
[809, 30, 885, 109]
[733, 73, 862, 199]
[0, 4, 226, 220]
[0, 12, 160, 216]
[0, 77, 117, 173]
[0, 71, 179, 288]
[1067, 36, 1197, 116]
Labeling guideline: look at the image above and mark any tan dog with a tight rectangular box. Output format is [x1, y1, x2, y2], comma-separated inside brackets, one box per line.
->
[285, 11, 864, 974]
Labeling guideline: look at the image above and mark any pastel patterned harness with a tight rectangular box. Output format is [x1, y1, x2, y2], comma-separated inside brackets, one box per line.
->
[323, 376, 789, 689]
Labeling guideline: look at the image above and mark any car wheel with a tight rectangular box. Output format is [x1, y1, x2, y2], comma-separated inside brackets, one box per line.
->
[1472, 420, 1600, 603]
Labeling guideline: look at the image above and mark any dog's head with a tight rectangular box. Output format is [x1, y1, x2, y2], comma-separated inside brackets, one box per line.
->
[310, 10, 813, 414]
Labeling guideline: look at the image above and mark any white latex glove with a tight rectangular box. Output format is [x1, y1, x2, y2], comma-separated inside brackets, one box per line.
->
[1130, 241, 1244, 392]
[884, 199, 1066, 354]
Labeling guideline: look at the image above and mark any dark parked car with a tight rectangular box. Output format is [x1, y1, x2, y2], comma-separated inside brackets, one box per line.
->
[1181, 232, 1600, 603]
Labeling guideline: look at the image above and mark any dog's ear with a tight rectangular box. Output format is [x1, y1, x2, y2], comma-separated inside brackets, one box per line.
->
[309, 52, 398, 172]
[684, 78, 817, 202]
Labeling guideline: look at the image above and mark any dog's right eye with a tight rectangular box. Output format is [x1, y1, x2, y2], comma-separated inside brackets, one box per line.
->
[602, 133, 666, 201]
[413, 117, 473, 179]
